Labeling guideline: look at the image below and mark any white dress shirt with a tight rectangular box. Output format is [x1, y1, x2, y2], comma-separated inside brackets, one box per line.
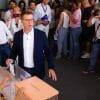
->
[0, 21, 13, 44]
[23, 28, 34, 68]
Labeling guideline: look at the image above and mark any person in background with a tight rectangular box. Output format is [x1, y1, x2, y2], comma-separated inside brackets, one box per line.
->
[18, 0, 26, 12]
[4, 6, 22, 39]
[4, 0, 17, 20]
[89, 0, 97, 7]
[0, 20, 13, 66]
[4, 0, 17, 29]
[82, 6, 100, 74]
[81, 0, 95, 58]
[28, 0, 36, 14]
[4, 11, 12, 29]
[10, 6, 22, 36]
[48, 1, 56, 55]
[34, 0, 51, 37]
[55, 3, 70, 59]
[68, 0, 82, 60]
[6, 11, 57, 81]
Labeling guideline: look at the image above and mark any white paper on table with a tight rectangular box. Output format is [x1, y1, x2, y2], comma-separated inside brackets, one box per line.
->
[9, 64, 15, 76]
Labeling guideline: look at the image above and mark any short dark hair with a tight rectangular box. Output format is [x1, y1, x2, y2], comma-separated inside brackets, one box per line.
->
[21, 10, 33, 18]
[9, 0, 17, 5]
[18, 0, 26, 7]
[18, 0, 26, 11]
[28, 0, 36, 6]
[72, 0, 79, 7]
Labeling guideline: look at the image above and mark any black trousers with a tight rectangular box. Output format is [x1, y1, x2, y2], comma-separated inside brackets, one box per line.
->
[22, 66, 44, 79]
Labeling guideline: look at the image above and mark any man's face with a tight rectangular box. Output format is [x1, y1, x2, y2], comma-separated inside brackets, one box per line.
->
[9, 2, 16, 9]
[42, 0, 49, 5]
[29, 3, 36, 10]
[21, 14, 34, 30]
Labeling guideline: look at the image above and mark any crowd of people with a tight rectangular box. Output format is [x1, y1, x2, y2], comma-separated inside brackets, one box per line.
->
[0, 0, 100, 84]
[49, 0, 100, 76]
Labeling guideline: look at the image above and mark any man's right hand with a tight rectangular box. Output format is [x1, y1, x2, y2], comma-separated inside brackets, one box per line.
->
[6, 59, 13, 66]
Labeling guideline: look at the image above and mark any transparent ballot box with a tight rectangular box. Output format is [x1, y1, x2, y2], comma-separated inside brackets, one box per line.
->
[15, 65, 31, 80]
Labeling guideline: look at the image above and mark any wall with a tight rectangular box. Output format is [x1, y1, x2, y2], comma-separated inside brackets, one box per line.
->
[0, 0, 8, 9]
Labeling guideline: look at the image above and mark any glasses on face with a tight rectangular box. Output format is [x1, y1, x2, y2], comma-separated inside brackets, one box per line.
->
[22, 19, 33, 21]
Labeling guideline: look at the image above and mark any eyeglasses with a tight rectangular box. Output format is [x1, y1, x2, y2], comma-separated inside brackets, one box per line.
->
[22, 19, 33, 21]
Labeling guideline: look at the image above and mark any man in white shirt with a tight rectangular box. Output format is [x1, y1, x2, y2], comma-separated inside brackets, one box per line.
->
[0, 21, 13, 66]
[34, 0, 51, 37]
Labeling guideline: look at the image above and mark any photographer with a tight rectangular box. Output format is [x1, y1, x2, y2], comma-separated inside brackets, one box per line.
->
[82, 8, 100, 74]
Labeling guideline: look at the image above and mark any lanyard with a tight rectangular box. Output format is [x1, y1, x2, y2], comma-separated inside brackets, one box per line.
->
[41, 4, 47, 13]
[96, 23, 100, 33]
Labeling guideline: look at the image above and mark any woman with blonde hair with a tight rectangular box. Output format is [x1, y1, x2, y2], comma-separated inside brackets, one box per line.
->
[10, 6, 22, 36]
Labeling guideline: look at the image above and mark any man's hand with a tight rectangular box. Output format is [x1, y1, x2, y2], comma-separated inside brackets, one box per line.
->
[48, 69, 57, 81]
[6, 59, 13, 65]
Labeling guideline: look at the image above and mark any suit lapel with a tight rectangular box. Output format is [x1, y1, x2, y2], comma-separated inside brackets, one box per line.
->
[20, 30, 24, 58]
[34, 29, 37, 58]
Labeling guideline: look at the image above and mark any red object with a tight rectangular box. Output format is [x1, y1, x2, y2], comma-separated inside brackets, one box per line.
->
[13, 14, 20, 18]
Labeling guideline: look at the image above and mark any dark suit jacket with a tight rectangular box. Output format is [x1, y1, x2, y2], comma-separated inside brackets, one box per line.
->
[12, 28, 55, 78]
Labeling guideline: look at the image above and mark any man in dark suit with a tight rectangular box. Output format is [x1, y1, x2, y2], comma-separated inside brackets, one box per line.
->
[6, 11, 57, 81]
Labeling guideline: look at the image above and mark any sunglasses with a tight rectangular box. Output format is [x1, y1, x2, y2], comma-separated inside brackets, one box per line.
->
[13, 14, 20, 18]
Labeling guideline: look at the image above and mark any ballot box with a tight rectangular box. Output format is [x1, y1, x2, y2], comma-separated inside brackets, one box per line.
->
[15, 65, 31, 80]
[15, 76, 59, 100]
